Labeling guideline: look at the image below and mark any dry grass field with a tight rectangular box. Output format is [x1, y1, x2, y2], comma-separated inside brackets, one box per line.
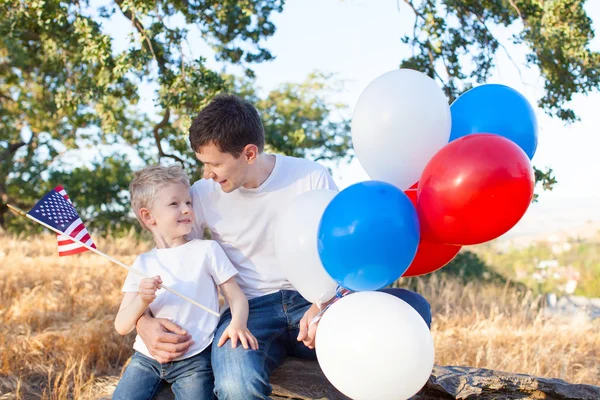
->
[1, 234, 598, 399]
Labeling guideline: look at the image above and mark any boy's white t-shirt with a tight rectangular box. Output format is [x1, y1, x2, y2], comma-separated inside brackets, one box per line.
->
[190, 154, 338, 300]
[122, 239, 237, 361]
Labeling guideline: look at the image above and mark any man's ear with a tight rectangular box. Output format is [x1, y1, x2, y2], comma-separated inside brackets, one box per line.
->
[140, 207, 155, 227]
[243, 144, 259, 164]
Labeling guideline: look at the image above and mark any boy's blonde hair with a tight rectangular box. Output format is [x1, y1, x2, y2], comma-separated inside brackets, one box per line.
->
[129, 164, 191, 230]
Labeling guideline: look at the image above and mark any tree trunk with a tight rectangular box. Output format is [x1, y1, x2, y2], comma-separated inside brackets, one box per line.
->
[0, 141, 26, 230]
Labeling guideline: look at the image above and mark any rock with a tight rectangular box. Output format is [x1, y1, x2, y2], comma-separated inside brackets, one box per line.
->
[109, 358, 600, 400]
[418, 365, 600, 400]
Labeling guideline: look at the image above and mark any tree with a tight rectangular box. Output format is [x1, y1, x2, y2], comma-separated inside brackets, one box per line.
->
[0, 0, 352, 234]
[399, 0, 599, 190]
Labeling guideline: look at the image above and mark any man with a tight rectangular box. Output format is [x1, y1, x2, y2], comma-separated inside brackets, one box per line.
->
[136, 94, 432, 399]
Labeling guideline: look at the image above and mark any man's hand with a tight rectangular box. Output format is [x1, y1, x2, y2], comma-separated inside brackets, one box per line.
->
[217, 320, 259, 350]
[297, 303, 321, 349]
[136, 314, 193, 363]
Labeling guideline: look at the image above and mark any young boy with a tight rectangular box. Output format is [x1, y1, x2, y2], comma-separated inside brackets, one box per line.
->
[113, 164, 257, 400]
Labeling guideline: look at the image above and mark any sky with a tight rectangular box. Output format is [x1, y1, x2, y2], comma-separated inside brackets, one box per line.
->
[96, 0, 600, 239]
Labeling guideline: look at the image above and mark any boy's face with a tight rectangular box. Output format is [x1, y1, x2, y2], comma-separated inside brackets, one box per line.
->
[195, 142, 252, 193]
[143, 182, 194, 237]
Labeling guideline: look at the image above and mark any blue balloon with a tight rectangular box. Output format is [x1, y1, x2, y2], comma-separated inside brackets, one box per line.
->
[450, 84, 538, 159]
[317, 181, 420, 292]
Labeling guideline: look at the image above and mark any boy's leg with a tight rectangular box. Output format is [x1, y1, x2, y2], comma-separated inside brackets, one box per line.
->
[113, 352, 164, 400]
[168, 346, 215, 400]
[212, 292, 290, 400]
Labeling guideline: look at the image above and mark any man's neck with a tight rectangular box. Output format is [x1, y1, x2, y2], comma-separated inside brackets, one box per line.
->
[243, 153, 276, 189]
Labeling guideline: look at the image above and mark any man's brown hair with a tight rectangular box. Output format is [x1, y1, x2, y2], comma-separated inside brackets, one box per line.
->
[189, 93, 265, 157]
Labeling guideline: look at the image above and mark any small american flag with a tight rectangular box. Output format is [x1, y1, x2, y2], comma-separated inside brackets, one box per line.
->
[28, 186, 96, 257]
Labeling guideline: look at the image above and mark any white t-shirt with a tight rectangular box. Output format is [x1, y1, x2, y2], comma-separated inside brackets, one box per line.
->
[122, 239, 237, 361]
[190, 154, 338, 299]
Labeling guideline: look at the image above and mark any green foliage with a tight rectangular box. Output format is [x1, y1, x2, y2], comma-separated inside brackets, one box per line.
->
[400, 0, 600, 190]
[401, 0, 599, 121]
[433, 251, 510, 284]
[0, 0, 352, 235]
[397, 250, 520, 293]
[474, 237, 600, 297]
[2, 0, 598, 235]
[232, 72, 352, 162]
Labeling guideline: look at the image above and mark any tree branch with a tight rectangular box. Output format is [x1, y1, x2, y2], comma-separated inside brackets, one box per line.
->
[457, 3, 527, 86]
[152, 108, 185, 164]
[403, 0, 425, 20]
[0, 141, 28, 229]
[403, 1, 448, 85]
[8, 141, 26, 154]
[0, 141, 26, 164]
[115, 0, 168, 72]
[0, 90, 14, 102]
[508, 0, 523, 20]
[22, 31, 41, 42]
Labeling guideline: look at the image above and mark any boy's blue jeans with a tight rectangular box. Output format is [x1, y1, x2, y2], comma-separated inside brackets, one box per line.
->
[113, 346, 214, 400]
[212, 288, 431, 400]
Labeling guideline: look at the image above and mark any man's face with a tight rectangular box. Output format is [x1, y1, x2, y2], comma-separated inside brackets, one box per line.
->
[195, 142, 250, 193]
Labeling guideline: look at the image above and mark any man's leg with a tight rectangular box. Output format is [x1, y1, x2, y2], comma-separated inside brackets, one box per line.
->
[212, 292, 290, 400]
[286, 287, 432, 360]
[112, 352, 164, 400]
[379, 288, 432, 328]
[285, 290, 318, 359]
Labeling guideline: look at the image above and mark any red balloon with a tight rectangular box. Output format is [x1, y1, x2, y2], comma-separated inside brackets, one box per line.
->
[402, 240, 461, 277]
[403, 185, 461, 277]
[417, 134, 534, 245]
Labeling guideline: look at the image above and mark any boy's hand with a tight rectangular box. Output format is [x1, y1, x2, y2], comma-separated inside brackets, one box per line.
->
[217, 320, 259, 350]
[139, 276, 162, 304]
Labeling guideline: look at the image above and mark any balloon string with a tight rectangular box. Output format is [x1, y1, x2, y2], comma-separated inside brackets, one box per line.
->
[309, 286, 352, 328]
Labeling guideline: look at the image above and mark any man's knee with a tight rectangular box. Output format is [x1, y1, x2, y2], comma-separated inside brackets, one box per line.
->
[212, 343, 272, 400]
[214, 371, 271, 400]
[380, 288, 432, 328]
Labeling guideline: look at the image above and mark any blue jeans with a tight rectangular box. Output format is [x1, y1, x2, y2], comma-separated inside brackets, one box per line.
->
[113, 346, 215, 400]
[212, 288, 431, 399]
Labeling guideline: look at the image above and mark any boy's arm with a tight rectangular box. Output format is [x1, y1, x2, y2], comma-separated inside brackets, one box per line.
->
[115, 276, 162, 335]
[115, 292, 151, 335]
[217, 277, 258, 350]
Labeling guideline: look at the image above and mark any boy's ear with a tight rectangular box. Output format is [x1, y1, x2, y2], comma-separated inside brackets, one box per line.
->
[140, 208, 155, 226]
[243, 144, 258, 164]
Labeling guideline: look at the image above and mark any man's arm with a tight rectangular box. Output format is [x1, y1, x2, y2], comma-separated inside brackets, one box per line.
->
[135, 313, 194, 363]
[296, 294, 337, 349]
[295, 166, 338, 349]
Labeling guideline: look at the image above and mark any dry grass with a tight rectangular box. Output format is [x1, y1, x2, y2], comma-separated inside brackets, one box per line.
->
[0, 234, 599, 399]
[412, 276, 600, 384]
[0, 233, 149, 399]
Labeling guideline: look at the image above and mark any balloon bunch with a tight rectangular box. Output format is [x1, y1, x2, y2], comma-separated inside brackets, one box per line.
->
[275, 69, 537, 399]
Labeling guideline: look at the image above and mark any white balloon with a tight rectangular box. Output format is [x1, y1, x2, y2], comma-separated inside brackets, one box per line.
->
[274, 189, 339, 304]
[352, 69, 451, 190]
[316, 291, 434, 400]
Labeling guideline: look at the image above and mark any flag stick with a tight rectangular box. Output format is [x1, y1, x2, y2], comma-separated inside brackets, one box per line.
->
[7, 204, 220, 318]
